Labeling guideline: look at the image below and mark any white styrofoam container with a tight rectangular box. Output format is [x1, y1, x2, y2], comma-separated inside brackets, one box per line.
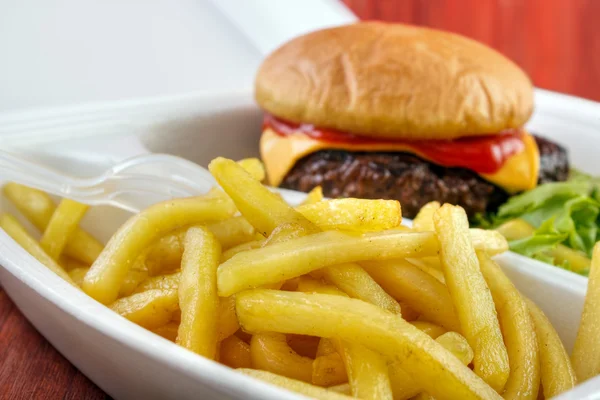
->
[0, 89, 599, 399]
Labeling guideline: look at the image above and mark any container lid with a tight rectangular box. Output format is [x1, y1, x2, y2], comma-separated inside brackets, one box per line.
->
[0, 0, 355, 113]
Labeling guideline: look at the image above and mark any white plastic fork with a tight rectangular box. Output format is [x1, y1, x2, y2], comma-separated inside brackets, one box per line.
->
[0, 151, 218, 213]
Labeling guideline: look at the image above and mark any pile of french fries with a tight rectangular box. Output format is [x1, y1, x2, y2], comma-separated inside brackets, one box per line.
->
[3, 156, 600, 400]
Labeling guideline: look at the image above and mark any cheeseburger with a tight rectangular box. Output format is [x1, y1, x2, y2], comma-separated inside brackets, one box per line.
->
[255, 22, 568, 219]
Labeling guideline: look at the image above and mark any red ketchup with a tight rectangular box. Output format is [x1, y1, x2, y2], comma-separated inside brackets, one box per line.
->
[263, 114, 525, 174]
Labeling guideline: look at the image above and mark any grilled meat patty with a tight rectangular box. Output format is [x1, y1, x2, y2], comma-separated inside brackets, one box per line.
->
[280, 135, 569, 219]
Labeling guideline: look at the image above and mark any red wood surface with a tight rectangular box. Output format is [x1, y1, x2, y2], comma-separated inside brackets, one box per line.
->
[0, 1, 598, 399]
[343, 0, 600, 102]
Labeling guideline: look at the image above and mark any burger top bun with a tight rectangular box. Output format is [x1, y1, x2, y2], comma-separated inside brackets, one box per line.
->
[255, 22, 534, 140]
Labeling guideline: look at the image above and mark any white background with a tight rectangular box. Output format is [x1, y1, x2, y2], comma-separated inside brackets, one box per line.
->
[0, 0, 355, 113]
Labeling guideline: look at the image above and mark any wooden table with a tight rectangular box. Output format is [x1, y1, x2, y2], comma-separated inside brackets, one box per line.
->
[1, 1, 599, 399]
[0, 288, 107, 399]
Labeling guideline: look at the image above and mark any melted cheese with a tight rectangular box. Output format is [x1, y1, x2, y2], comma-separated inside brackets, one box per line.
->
[260, 128, 540, 193]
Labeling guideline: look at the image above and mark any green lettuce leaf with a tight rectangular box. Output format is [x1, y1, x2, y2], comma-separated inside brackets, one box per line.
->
[508, 218, 568, 259]
[475, 170, 600, 271]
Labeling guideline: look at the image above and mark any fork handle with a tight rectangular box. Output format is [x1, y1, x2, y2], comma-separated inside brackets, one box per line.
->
[0, 150, 83, 198]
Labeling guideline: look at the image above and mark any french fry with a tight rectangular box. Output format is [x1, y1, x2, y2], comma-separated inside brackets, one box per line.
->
[221, 239, 265, 262]
[412, 201, 440, 232]
[118, 267, 149, 297]
[406, 258, 445, 283]
[40, 199, 89, 260]
[3, 183, 103, 265]
[209, 157, 318, 237]
[238, 369, 355, 400]
[317, 338, 338, 357]
[236, 158, 266, 181]
[83, 196, 235, 304]
[297, 199, 401, 232]
[151, 322, 179, 342]
[322, 263, 402, 315]
[236, 290, 501, 400]
[525, 298, 576, 398]
[435, 332, 474, 366]
[478, 251, 540, 399]
[0, 213, 75, 285]
[312, 352, 348, 387]
[434, 205, 509, 392]
[110, 289, 179, 329]
[176, 227, 220, 359]
[141, 230, 186, 276]
[135, 271, 181, 293]
[68, 267, 89, 287]
[361, 259, 459, 331]
[220, 335, 252, 369]
[217, 296, 239, 341]
[208, 216, 256, 250]
[572, 242, 600, 382]
[388, 332, 473, 400]
[469, 228, 508, 255]
[60, 256, 89, 271]
[134, 271, 238, 342]
[218, 230, 440, 297]
[336, 341, 393, 400]
[250, 332, 313, 383]
[302, 186, 323, 205]
[410, 321, 447, 339]
[327, 383, 351, 395]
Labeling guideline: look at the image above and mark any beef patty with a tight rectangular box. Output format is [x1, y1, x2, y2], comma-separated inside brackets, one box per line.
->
[280, 135, 569, 219]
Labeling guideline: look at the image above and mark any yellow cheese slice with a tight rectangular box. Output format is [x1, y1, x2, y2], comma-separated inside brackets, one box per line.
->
[260, 128, 539, 193]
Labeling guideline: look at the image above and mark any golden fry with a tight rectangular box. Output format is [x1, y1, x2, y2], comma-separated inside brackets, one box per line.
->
[135, 271, 181, 294]
[526, 298, 576, 398]
[434, 205, 509, 392]
[337, 341, 393, 400]
[250, 332, 313, 383]
[410, 321, 447, 339]
[118, 267, 149, 297]
[209, 157, 318, 237]
[239, 369, 355, 400]
[110, 289, 179, 329]
[435, 332, 474, 366]
[388, 332, 473, 400]
[68, 267, 89, 287]
[220, 335, 252, 369]
[151, 322, 179, 342]
[0, 213, 75, 285]
[40, 199, 89, 260]
[208, 216, 256, 250]
[362, 259, 459, 331]
[218, 230, 439, 297]
[297, 199, 401, 232]
[302, 186, 323, 205]
[236, 158, 266, 181]
[323, 263, 402, 315]
[142, 230, 185, 276]
[176, 227, 221, 359]
[327, 383, 351, 395]
[83, 196, 235, 304]
[221, 239, 265, 262]
[3, 183, 103, 265]
[572, 242, 600, 382]
[217, 296, 239, 341]
[412, 201, 440, 232]
[312, 352, 348, 387]
[478, 251, 540, 399]
[237, 290, 501, 400]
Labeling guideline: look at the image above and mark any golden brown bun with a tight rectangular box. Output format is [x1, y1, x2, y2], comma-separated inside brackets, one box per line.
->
[255, 22, 533, 140]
